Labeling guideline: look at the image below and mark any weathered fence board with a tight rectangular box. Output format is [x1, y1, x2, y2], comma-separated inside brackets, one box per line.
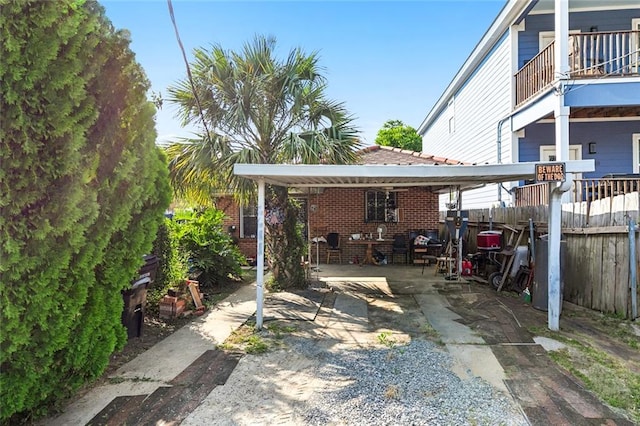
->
[614, 234, 629, 316]
[602, 235, 616, 313]
[611, 195, 625, 226]
[565, 234, 586, 306]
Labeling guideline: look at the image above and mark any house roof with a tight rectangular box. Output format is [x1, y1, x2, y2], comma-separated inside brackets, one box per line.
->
[357, 145, 468, 166]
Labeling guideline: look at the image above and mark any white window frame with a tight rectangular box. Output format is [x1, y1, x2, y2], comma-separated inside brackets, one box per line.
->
[539, 29, 581, 50]
[540, 144, 583, 180]
[447, 98, 455, 134]
[539, 144, 583, 162]
[633, 133, 640, 173]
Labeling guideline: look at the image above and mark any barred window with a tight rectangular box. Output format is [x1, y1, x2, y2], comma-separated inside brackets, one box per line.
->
[365, 190, 397, 223]
[240, 202, 257, 238]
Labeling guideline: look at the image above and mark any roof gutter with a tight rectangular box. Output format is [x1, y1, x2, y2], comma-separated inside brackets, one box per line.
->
[417, 0, 537, 135]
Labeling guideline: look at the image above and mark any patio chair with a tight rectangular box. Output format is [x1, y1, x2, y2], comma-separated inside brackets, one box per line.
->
[391, 233, 409, 264]
[326, 232, 342, 264]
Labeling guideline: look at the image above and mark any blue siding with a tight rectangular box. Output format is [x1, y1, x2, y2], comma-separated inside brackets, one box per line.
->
[519, 9, 640, 67]
[565, 82, 640, 107]
[519, 121, 640, 178]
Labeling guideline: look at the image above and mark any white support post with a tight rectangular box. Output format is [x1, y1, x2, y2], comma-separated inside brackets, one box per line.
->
[630, 219, 638, 320]
[555, 0, 570, 83]
[548, 185, 562, 331]
[256, 179, 265, 330]
[548, 0, 571, 331]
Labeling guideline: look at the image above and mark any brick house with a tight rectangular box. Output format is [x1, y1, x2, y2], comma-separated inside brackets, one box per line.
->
[218, 145, 465, 264]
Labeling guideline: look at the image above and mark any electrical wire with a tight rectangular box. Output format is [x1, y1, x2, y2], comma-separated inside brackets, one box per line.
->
[167, 0, 213, 144]
[561, 49, 640, 96]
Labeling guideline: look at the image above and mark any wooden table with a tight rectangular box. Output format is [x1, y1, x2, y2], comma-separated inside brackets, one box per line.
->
[347, 239, 393, 265]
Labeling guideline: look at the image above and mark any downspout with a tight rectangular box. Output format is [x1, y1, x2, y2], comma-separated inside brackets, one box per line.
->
[496, 115, 516, 206]
[496, 118, 507, 204]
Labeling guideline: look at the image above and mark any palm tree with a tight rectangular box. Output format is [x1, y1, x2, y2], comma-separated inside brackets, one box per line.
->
[166, 35, 360, 289]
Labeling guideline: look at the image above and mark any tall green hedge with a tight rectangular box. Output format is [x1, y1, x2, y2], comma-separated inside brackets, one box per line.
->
[0, 1, 171, 421]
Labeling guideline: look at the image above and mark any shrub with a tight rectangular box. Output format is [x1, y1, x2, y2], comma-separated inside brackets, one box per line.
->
[151, 219, 186, 289]
[171, 208, 245, 290]
[0, 1, 170, 421]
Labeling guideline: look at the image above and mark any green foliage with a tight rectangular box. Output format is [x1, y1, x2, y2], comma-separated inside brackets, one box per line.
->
[152, 219, 185, 289]
[375, 119, 422, 152]
[0, 1, 171, 421]
[171, 208, 244, 290]
[377, 331, 397, 348]
[165, 35, 360, 289]
[147, 219, 187, 311]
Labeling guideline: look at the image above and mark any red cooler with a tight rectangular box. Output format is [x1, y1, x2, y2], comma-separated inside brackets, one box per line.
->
[477, 231, 502, 250]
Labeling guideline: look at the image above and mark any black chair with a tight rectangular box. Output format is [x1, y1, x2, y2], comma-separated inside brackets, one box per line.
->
[326, 232, 342, 264]
[391, 233, 409, 264]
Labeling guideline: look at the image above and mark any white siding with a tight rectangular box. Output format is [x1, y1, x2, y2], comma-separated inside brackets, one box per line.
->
[424, 35, 514, 208]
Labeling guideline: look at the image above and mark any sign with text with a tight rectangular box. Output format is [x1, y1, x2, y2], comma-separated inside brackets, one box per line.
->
[535, 162, 566, 182]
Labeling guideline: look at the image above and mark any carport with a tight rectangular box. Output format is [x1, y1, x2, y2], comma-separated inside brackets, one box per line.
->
[234, 160, 595, 331]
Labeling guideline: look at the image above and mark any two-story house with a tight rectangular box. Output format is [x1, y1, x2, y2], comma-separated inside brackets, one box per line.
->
[418, 0, 640, 209]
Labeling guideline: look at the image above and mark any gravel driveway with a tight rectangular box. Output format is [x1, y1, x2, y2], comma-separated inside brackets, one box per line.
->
[181, 277, 528, 426]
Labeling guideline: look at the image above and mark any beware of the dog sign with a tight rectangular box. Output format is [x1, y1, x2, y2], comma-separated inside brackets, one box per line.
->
[535, 163, 566, 182]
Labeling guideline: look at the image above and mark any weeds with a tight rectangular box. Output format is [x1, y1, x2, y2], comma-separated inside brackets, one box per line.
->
[219, 320, 295, 354]
[384, 385, 400, 400]
[420, 322, 445, 345]
[244, 335, 269, 354]
[266, 322, 296, 339]
[377, 331, 397, 348]
[530, 325, 640, 424]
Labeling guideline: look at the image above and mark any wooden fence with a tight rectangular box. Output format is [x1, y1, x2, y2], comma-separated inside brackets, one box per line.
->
[443, 192, 639, 318]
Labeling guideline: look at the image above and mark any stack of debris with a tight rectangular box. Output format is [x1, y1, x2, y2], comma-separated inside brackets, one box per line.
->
[159, 280, 205, 319]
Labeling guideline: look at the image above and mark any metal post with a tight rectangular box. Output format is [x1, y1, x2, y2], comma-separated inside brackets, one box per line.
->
[630, 218, 638, 320]
[548, 185, 561, 331]
[256, 179, 265, 330]
[548, 0, 570, 332]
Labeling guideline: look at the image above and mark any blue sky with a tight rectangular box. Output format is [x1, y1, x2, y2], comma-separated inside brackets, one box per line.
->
[102, 0, 506, 146]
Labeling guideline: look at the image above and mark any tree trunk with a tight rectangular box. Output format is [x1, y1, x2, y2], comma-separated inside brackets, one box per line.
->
[265, 185, 306, 289]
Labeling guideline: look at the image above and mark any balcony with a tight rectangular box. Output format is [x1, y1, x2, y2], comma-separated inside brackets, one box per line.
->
[514, 176, 640, 207]
[515, 31, 640, 107]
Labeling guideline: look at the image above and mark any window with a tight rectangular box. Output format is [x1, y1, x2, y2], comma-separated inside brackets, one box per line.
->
[447, 98, 455, 134]
[240, 202, 257, 238]
[365, 190, 398, 223]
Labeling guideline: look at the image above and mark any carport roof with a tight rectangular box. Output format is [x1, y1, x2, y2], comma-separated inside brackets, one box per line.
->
[234, 160, 595, 190]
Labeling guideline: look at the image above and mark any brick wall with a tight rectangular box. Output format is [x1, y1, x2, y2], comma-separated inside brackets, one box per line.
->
[308, 187, 441, 263]
[219, 196, 257, 260]
[219, 188, 441, 264]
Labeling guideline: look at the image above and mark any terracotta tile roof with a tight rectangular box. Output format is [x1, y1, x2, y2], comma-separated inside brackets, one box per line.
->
[356, 145, 469, 166]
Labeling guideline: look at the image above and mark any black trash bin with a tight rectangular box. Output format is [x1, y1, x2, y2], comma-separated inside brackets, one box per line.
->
[137, 254, 159, 287]
[532, 235, 566, 312]
[121, 276, 150, 339]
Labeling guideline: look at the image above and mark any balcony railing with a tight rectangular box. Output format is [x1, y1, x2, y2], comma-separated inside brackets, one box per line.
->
[514, 177, 640, 207]
[515, 41, 555, 106]
[515, 30, 640, 107]
[514, 182, 550, 207]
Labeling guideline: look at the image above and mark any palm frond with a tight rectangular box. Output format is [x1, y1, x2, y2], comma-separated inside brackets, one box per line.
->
[167, 34, 361, 198]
